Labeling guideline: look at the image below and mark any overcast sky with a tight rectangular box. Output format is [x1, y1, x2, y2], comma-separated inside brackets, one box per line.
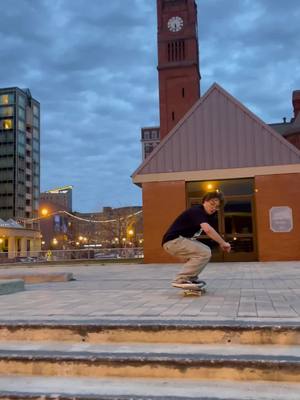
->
[1, 0, 300, 212]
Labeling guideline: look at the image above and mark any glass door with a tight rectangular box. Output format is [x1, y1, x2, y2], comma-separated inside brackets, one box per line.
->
[188, 195, 257, 262]
[221, 195, 257, 261]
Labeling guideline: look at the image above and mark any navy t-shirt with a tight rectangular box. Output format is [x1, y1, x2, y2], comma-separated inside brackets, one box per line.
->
[161, 205, 215, 245]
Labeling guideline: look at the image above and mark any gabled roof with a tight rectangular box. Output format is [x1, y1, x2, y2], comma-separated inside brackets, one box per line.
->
[132, 83, 300, 180]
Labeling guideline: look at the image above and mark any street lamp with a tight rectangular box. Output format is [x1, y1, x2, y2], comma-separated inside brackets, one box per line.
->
[41, 208, 49, 217]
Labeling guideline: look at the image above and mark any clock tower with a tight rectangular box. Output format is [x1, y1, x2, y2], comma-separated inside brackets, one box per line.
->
[157, 0, 200, 140]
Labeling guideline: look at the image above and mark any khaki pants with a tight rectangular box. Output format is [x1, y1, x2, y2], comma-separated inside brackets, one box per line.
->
[163, 236, 211, 282]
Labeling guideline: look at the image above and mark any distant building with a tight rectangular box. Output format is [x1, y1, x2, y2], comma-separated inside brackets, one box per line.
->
[0, 87, 40, 229]
[269, 90, 300, 150]
[39, 186, 73, 249]
[71, 206, 143, 248]
[40, 185, 73, 212]
[141, 127, 160, 159]
[0, 218, 41, 260]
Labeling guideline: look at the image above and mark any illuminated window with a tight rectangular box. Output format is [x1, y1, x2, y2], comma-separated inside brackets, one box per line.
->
[1, 119, 13, 130]
[0, 94, 13, 105]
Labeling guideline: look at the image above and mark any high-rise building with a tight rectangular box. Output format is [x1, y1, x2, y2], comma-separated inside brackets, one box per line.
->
[0, 87, 40, 229]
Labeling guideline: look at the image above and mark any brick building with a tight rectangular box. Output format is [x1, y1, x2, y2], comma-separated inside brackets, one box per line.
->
[132, 0, 300, 263]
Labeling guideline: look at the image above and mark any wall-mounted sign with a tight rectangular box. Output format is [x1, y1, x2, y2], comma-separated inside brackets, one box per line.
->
[269, 207, 293, 232]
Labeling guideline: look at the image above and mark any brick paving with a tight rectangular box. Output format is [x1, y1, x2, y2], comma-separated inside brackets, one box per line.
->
[0, 261, 300, 322]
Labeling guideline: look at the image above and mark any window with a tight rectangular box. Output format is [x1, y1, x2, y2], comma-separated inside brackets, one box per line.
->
[18, 107, 25, 120]
[151, 130, 159, 140]
[33, 116, 39, 128]
[33, 151, 39, 162]
[33, 175, 39, 186]
[143, 130, 150, 140]
[1, 119, 13, 130]
[32, 139, 39, 151]
[18, 143, 25, 156]
[0, 94, 13, 105]
[18, 131, 25, 145]
[33, 104, 39, 117]
[167, 40, 185, 62]
[33, 128, 39, 139]
[18, 119, 25, 131]
[0, 106, 13, 117]
[0, 143, 14, 155]
[18, 95, 26, 108]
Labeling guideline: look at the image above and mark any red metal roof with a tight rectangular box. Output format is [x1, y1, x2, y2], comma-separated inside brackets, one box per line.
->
[132, 83, 300, 177]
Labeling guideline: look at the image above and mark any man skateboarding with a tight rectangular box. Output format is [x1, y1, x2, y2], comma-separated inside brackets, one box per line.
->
[162, 191, 231, 290]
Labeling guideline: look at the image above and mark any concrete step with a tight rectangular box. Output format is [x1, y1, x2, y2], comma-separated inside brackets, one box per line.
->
[0, 320, 299, 345]
[0, 272, 74, 284]
[0, 376, 299, 399]
[0, 341, 299, 382]
[0, 279, 24, 296]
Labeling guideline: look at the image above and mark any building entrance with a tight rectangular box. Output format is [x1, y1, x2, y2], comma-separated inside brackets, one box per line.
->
[187, 179, 257, 262]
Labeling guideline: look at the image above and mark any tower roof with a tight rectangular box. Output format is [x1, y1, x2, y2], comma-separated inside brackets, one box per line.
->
[132, 83, 300, 183]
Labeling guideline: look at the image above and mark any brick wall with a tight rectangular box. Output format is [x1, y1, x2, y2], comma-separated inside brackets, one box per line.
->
[255, 173, 300, 261]
[142, 181, 186, 263]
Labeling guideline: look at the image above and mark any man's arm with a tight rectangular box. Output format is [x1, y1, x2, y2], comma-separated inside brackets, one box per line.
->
[200, 222, 231, 253]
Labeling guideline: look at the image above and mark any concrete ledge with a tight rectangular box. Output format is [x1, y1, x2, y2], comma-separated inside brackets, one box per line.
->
[0, 320, 299, 345]
[0, 272, 74, 284]
[0, 349, 299, 382]
[0, 279, 25, 296]
[0, 376, 299, 400]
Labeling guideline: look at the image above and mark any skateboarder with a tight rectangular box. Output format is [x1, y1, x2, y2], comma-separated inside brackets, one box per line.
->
[162, 191, 231, 289]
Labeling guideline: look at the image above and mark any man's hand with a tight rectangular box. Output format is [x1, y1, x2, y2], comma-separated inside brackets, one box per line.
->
[220, 242, 231, 253]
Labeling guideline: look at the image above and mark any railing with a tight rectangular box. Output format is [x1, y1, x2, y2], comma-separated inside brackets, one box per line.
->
[0, 247, 144, 263]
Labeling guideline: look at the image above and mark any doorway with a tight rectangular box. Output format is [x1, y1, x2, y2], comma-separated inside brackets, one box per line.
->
[187, 179, 257, 262]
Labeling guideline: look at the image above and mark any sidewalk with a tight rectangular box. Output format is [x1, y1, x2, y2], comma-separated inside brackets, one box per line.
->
[0, 261, 300, 323]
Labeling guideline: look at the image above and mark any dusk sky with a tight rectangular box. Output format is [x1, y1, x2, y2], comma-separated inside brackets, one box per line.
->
[1, 0, 300, 212]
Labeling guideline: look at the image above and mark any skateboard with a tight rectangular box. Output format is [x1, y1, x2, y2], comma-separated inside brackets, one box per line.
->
[182, 285, 206, 297]
[173, 282, 207, 297]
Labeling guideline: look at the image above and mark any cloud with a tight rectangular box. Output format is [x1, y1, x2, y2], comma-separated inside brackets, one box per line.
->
[1, 0, 299, 211]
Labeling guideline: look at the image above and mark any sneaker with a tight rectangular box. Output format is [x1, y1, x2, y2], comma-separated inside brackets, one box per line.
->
[172, 280, 200, 289]
[190, 277, 206, 287]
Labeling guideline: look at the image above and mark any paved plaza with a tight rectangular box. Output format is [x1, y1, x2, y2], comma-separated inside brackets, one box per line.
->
[0, 261, 300, 323]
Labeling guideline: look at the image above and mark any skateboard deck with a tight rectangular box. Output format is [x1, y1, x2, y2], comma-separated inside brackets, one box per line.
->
[172, 282, 207, 297]
[182, 286, 206, 296]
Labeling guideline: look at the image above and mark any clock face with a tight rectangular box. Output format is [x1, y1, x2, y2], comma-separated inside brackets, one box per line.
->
[167, 16, 183, 32]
